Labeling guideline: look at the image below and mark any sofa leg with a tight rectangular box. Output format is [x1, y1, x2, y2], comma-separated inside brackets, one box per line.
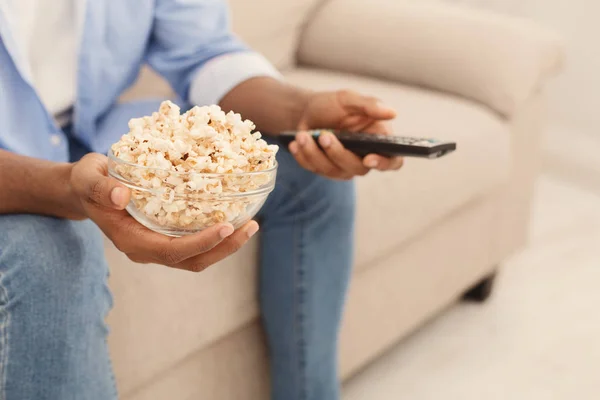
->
[462, 271, 497, 303]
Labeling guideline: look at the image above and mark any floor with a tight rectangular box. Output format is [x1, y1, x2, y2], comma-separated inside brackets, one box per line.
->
[343, 175, 600, 400]
[543, 127, 600, 193]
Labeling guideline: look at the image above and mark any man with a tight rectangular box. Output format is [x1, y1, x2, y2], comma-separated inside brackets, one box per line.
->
[0, 1, 403, 399]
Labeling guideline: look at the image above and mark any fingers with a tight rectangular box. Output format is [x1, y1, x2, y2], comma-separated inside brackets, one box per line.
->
[340, 115, 373, 132]
[290, 132, 346, 178]
[289, 131, 402, 177]
[363, 154, 405, 171]
[74, 153, 130, 210]
[353, 121, 399, 171]
[113, 218, 235, 264]
[318, 132, 369, 177]
[289, 141, 314, 173]
[337, 90, 397, 120]
[175, 221, 259, 272]
[341, 116, 377, 133]
[90, 187, 254, 270]
[167, 223, 235, 262]
[110, 217, 253, 271]
[388, 157, 405, 170]
[362, 120, 393, 136]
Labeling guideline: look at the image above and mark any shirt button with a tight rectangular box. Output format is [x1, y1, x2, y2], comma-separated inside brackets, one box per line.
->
[50, 134, 62, 146]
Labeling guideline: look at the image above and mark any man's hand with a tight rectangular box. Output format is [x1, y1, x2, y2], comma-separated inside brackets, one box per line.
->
[70, 153, 257, 272]
[221, 78, 404, 180]
[290, 90, 404, 180]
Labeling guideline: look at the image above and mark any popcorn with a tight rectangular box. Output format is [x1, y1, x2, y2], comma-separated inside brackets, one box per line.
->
[110, 101, 278, 233]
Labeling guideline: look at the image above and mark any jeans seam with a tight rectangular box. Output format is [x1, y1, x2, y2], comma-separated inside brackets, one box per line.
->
[101, 264, 118, 399]
[106, 338, 119, 399]
[0, 273, 10, 400]
[293, 193, 308, 400]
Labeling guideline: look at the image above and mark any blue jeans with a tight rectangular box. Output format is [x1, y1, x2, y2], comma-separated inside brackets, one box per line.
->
[0, 144, 355, 399]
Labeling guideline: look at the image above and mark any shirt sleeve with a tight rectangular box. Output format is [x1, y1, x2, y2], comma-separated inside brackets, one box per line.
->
[145, 0, 281, 104]
[188, 51, 282, 106]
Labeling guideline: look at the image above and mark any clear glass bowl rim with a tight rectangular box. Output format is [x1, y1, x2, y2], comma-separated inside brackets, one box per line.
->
[107, 148, 278, 178]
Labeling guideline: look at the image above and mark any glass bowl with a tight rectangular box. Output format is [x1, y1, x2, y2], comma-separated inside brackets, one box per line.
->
[107, 149, 277, 237]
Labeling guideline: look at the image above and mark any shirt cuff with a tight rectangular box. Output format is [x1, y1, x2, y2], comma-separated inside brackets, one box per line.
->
[189, 51, 283, 106]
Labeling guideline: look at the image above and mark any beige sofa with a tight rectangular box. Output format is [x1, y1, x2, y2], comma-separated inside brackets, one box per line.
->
[107, 0, 564, 398]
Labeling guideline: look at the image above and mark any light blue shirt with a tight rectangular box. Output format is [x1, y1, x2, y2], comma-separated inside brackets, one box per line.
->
[0, 0, 279, 162]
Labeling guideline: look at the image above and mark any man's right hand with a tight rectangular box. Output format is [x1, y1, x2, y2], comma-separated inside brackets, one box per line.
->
[69, 153, 258, 272]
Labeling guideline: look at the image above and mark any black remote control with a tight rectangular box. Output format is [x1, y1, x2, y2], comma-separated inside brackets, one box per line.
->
[277, 130, 457, 159]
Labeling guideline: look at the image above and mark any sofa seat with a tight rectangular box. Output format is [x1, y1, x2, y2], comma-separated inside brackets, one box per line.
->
[107, 67, 511, 395]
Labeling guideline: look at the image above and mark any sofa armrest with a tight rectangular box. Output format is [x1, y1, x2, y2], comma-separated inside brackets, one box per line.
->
[297, 0, 564, 118]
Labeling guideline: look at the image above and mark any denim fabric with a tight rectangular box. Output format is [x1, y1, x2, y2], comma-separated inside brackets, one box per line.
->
[0, 216, 116, 400]
[257, 149, 355, 400]
[0, 136, 355, 400]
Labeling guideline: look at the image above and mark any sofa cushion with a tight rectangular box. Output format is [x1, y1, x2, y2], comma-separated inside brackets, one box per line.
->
[297, 0, 564, 118]
[283, 68, 511, 270]
[228, 0, 323, 69]
[108, 68, 511, 395]
[107, 236, 262, 396]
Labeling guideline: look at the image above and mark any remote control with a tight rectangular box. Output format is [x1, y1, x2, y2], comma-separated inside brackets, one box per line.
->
[277, 130, 457, 159]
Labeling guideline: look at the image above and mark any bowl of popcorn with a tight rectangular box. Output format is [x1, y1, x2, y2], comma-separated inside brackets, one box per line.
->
[108, 101, 278, 237]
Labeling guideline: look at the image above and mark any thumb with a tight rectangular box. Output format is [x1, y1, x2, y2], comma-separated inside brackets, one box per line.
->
[74, 153, 131, 210]
[297, 120, 310, 131]
[338, 91, 397, 120]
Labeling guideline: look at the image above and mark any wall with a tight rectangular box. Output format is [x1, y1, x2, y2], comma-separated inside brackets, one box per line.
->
[443, 0, 600, 135]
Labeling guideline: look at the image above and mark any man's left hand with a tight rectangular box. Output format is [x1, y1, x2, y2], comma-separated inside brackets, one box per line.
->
[291, 90, 405, 180]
